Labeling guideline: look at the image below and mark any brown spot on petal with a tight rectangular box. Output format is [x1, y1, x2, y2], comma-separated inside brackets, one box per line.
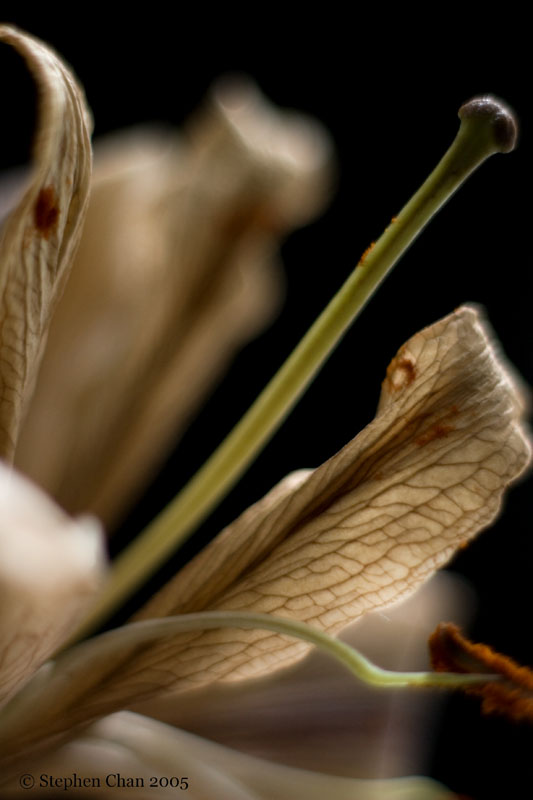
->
[429, 623, 533, 723]
[34, 186, 59, 238]
[383, 353, 417, 393]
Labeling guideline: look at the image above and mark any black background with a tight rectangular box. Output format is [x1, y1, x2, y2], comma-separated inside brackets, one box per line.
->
[1, 10, 531, 798]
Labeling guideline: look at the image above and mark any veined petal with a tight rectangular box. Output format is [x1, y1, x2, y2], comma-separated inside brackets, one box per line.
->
[0, 712, 458, 800]
[14, 79, 332, 527]
[137, 572, 474, 779]
[0, 306, 528, 768]
[0, 461, 106, 709]
[0, 26, 92, 459]
[123, 306, 529, 689]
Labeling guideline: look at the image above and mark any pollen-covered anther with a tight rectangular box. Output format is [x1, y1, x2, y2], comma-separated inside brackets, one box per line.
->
[429, 622, 533, 722]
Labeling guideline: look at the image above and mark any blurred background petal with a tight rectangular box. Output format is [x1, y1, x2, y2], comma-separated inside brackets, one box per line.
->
[15, 80, 333, 529]
[2, 709, 458, 799]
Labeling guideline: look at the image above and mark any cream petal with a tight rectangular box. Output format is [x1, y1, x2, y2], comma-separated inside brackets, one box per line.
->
[0, 461, 106, 709]
[15, 80, 333, 528]
[0, 26, 92, 460]
[0, 712, 457, 799]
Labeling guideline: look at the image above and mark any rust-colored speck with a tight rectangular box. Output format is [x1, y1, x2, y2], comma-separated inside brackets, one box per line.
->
[390, 215, 398, 223]
[34, 186, 59, 238]
[384, 354, 417, 393]
[429, 622, 533, 723]
[415, 422, 455, 447]
[358, 241, 375, 265]
[396, 357, 416, 385]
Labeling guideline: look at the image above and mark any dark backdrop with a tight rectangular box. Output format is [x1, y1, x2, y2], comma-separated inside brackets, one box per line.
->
[1, 10, 531, 798]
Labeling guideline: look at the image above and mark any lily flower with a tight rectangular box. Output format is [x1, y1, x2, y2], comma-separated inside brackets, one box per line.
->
[0, 25, 530, 799]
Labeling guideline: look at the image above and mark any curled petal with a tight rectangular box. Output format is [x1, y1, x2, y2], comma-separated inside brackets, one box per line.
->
[0, 26, 92, 459]
[125, 306, 529, 690]
[0, 462, 106, 709]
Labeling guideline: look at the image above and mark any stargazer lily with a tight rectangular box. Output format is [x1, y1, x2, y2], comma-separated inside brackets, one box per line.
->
[0, 25, 530, 800]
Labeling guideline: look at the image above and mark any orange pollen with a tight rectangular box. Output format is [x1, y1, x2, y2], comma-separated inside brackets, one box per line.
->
[359, 241, 375, 265]
[429, 623, 533, 723]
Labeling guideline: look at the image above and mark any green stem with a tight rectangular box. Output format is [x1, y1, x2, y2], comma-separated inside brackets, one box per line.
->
[1, 613, 495, 745]
[75, 97, 516, 640]
[54, 613, 496, 694]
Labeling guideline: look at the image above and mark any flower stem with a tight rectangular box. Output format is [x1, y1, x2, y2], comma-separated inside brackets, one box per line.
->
[75, 96, 517, 640]
[51, 613, 497, 699]
[1, 613, 495, 746]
